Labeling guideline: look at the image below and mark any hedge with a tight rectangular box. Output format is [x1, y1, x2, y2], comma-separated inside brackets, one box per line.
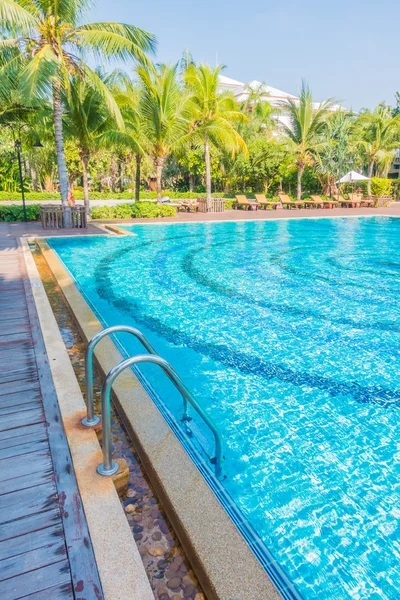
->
[0, 190, 237, 201]
[0, 204, 41, 221]
[91, 202, 177, 220]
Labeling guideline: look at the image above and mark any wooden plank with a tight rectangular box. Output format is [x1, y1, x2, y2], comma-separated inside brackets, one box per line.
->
[0, 482, 57, 525]
[20, 240, 104, 599]
[0, 407, 44, 432]
[0, 437, 48, 460]
[0, 450, 51, 483]
[0, 469, 52, 496]
[0, 558, 72, 600]
[0, 509, 60, 542]
[0, 401, 41, 417]
[0, 367, 38, 384]
[19, 582, 73, 600]
[0, 539, 67, 582]
[0, 523, 63, 562]
[0, 422, 44, 443]
[0, 381, 40, 397]
[0, 391, 41, 410]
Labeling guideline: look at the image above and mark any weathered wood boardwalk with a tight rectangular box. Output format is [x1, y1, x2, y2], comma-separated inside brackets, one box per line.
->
[0, 234, 103, 600]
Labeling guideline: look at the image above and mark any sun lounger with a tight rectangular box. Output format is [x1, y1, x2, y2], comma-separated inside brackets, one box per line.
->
[310, 195, 338, 209]
[179, 199, 199, 212]
[235, 195, 259, 210]
[254, 194, 279, 209]
[358, 196, 375, 207]
[278, 193, 304, 209]
[337, 194, 361, 208]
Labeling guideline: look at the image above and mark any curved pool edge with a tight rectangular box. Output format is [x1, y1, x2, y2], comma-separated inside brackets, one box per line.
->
[37, 236, 296, 600]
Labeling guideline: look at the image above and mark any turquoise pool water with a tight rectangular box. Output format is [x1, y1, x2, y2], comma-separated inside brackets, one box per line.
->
[49, 217, 400, 599]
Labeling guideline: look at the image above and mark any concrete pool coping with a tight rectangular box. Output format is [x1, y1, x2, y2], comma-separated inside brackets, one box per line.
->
[36, 237, 284, 600]
[22, 238, 154, 600]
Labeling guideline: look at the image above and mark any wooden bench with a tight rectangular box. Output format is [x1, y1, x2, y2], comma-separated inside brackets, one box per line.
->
[40, 205, 87, 229]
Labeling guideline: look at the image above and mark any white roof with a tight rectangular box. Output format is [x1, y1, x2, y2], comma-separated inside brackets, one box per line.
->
[218, 74, 345, 111]
[219, 75, 244, 87]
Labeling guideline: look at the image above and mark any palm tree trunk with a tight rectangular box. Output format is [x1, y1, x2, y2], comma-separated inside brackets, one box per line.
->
[297, 163, 304, 200]
[135, 154, 141, 202]
[81, 150, 90, 215]
[156, 156, 164, 203]
[204, 136, 212, 211]
[52, 81, 69, 208]
[189, 173, 194, 193]
[367, 159, 375, 195]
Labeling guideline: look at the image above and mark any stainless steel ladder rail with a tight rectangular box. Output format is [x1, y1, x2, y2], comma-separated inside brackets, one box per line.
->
[82, 325, 158, 427]
[97, 354, 224, 480]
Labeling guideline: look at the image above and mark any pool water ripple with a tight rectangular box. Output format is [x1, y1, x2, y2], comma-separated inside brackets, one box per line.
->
[48, 217, 400, 600]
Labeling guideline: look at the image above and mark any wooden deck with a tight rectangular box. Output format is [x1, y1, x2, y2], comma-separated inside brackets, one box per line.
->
[0, 235, 103, 600]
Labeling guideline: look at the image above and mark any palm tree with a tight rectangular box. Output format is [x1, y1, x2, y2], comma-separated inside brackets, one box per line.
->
[63, 74, 120, 213]
[281, 82, 335, 199]
[0, 0, 155, 209]
[355, 104, 400, 194]
[137, 62, 189, 203]
[313, 110, 356, 196]
[184, 64, 247, 210]
[111, 74, 147, 202]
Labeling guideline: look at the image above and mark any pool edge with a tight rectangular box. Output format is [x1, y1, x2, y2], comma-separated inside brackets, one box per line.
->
[37, 236, 284, 600]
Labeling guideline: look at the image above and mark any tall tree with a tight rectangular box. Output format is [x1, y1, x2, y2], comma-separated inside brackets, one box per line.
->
[313, 110, 356, 196]
[63, 74, 120, 213]
[184, 64, 247, 210]
[137, 62, 189, 203]
[281, 82, 335, 199]
[355, 104, 400, 194]
[0, 0, 155, 210]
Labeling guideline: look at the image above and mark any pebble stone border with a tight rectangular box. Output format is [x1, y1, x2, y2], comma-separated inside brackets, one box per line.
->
[33, 247, 205, 600]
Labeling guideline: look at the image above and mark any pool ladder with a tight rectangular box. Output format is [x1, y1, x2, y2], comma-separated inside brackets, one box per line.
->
[82, 325, 223, 480]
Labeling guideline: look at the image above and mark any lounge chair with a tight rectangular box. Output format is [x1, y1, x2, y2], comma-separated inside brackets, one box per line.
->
[278, 193, 304, 209]
[310, 195, 338, 209]
[235, 195, 259, 210]
[254, 194, 280, 210]
[337, 194, 361, 208]
[303, 196, 325, 208]
[179, 199, 199, 212]
[359, 197, 375, 207]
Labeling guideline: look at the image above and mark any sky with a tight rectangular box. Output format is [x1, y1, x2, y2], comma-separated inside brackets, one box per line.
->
[88, 0, 398, 111]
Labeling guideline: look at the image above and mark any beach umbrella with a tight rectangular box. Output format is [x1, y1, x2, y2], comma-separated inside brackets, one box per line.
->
[335, 171, 369, 198]
[336, 170, 369, 184]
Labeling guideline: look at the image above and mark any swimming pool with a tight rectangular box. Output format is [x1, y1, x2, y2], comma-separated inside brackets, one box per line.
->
[48, 217, 400, 599]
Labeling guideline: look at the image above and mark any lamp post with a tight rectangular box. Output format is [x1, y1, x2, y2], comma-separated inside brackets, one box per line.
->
[3, 123, 42, 223]
[14, 139, 27, 222]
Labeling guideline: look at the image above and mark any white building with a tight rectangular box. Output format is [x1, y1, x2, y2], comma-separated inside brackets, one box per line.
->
[218, 75, 344, 129]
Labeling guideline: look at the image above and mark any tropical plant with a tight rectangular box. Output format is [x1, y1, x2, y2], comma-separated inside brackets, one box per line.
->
[281, 81, 335, 199]
[313, 110, 356, 196]
[63, 74, 121, 213]
[355, 104, 400, 194]
[137, 62, 189, 202]
[184, 64, 247, 210]
[0, 0, 156, 210]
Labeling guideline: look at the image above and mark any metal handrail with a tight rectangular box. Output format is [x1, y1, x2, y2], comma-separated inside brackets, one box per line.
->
[97, 354, 223, 480]
[82, 325, 158, 427]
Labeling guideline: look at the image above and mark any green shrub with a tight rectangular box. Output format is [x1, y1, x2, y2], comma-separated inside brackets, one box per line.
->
[91, 202, 177, 220]
[0, 204, 41, 221]
[370, 177, 392, 198]
[0, 190, 237, 202]
[223, 199, 235, 209]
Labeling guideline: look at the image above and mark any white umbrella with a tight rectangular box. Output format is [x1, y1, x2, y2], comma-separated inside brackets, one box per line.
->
[336, 170, 369, 184]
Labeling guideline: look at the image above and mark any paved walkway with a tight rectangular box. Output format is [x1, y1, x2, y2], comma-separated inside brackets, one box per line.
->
[93, 204, 400, 224]
[0, 232, 103, 599]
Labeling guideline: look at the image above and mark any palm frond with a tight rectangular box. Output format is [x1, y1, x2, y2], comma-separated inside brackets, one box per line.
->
[0, 0, 37, 33]
[73, 22, 156, 66]
[19, 44, 59, 99]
